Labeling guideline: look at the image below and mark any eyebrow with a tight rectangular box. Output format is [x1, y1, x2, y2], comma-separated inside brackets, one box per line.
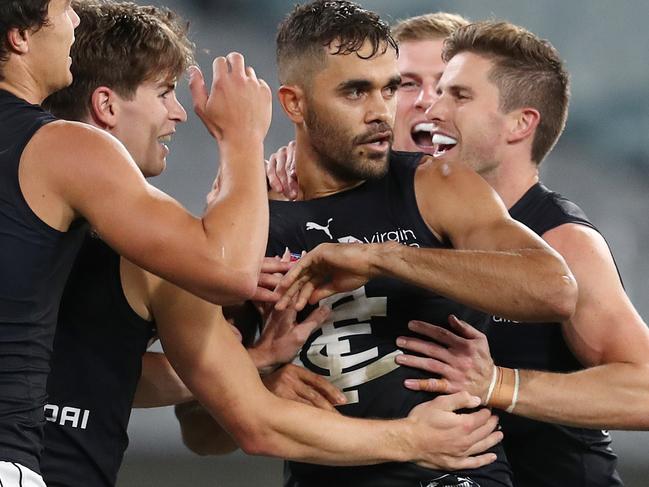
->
[449, 84, 473, 95]
[399, 72, 421, 80]
[336, 79, 373, 93]
[336, 75, 402, 93]
[156, 81, 177, 91]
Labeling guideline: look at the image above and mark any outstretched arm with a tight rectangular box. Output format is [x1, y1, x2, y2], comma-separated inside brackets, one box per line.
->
[151, 277, 502, 469]
[276, 158, 576, 322]
[176, 364, 347, 455]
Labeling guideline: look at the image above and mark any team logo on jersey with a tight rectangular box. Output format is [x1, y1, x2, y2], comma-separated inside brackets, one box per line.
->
[337, 235, 363, 243]
[306, 218, 334, 239]
[491, 315, 521, 324]
[305, 217, 420, 247]
[421, 474, 479, 487]
[294, 286, 401, 404]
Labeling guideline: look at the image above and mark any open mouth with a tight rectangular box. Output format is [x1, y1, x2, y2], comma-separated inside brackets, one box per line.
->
[410, 122, 436, 150]
[432, 133, 458, 158]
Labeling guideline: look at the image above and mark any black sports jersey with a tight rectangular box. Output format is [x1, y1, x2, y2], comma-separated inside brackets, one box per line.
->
[487, 183, 623, 487]
[0, 90, 87, 473]
[41, 234, 155, 487]
[268, 152, 512, 487]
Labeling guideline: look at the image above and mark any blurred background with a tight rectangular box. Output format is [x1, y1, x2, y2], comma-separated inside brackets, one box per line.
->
[116, 0, 649, 485]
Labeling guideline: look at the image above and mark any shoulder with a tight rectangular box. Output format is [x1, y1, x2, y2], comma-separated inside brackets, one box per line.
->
[415, 156, 503, 212]
[29, 120, 130, 161]
[542, 223, 611, 264]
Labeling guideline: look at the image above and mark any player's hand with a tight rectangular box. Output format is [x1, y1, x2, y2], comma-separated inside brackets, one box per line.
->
[408, 392, 502, 470]
[275, 243, 377, 311]
[262, 364, 346, 412]
[396, 315, 494, 402]
[188, 53, 272, 145]
[250, 301, 330, 369]
[266, 141, 298, 200]
[253, 251, 294, 303]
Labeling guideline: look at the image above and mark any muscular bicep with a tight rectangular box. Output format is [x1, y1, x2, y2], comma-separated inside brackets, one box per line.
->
[545, 224, 649, 366]
[47, 122, 224, 302]
[414, 158, 548, 252]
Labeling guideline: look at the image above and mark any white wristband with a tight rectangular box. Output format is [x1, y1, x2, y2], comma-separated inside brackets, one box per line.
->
[484, 365, 498, 405]
[506, 368, 520, 413]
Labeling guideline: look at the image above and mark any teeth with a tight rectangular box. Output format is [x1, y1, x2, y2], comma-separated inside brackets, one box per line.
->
[158, 135, 172, 143]
[413, 123, 435, 133]
[432, 134, 457, 145]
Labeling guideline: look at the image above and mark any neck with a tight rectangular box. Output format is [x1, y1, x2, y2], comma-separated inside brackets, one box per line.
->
[479, 156, 539, 209]
[294, 131, 365, 200]
[0, 62, 48, 105]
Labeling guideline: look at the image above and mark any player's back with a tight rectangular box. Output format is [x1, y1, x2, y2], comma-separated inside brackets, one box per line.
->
[269, 151, 512, 487]
[0, 89, 86, 473]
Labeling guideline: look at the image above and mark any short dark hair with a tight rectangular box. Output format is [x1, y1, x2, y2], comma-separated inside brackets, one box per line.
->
[276, 0, 397, 86]
[444, 21, 570, 164]
[0, 0, 51, 78]
[43, 0, 194, 121]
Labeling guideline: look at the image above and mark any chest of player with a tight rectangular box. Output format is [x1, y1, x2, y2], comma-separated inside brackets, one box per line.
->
[268, 176, 487, 411]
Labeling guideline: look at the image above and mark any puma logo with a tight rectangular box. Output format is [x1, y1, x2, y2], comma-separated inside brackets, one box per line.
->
[306, 218, 333, 240]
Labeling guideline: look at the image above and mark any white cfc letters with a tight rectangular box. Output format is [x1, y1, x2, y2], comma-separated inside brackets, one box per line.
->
[295, 287, 401, 404]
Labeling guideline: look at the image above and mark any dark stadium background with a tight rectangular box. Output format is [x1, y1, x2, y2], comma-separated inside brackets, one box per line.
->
[115, 0, 649, 485]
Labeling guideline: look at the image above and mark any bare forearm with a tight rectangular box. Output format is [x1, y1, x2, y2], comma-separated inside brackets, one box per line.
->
[176, 401, 238, 455]
[372, 242, 576, 322]
[133, 352, 193, 408]
[513, 363, 649, 429]
[185, 360, 412, 465]
[202, 141, 269, 302]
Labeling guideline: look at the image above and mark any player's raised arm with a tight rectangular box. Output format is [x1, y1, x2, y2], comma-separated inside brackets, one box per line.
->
[33, 53, 271, 305]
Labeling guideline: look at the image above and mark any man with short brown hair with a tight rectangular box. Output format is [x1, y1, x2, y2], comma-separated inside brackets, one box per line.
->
[396, 20, 645, 487]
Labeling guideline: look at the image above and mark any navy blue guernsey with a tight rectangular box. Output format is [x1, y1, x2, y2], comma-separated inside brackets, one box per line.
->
[487, 183, 623, 487]
[0, 90, 87, 472]
[41, 233, 155, 487]
[268, 152, 512, 487]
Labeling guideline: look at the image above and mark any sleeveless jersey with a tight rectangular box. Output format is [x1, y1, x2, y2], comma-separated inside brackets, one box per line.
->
[40, 234, 155, 487]
[487, 183, 623, 487]
[268, 152, 512, 487]
[0, 89, 87, 473]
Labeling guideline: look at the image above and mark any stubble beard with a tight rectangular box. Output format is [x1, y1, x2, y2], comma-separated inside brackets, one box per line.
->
[305, 107, 390, 183]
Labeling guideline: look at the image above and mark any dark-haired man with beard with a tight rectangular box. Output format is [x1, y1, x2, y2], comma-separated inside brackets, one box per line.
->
[179, 2, 579, 486]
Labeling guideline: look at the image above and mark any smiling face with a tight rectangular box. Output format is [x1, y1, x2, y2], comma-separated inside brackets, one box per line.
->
[28, 0, 80, 95]
[393, 38, 447, 154]
[110, 78, 187, 177]
[425, 51, 510, 175]
[302, 39, 400, 182]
